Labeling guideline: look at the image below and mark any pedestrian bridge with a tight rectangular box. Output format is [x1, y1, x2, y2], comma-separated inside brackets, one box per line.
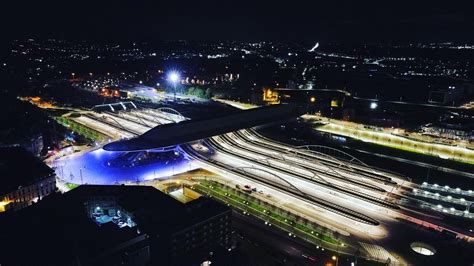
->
[103, 104, 304, 151]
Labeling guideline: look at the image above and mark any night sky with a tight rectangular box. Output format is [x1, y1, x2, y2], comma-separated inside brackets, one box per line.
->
[2, 0, 473, 42]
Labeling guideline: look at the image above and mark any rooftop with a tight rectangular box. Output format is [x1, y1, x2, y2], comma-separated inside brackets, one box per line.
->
[0, 98, 47, 144]
[0, 185, 230, 265]
[0, 146, 54, 195]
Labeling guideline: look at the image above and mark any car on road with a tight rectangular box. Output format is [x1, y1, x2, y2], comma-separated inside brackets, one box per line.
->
[302, 254, 316, 261]
[243, 185, 252, 193]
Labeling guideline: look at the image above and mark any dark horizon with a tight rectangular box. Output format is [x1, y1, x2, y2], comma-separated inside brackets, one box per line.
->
[3, 0, 474, 43]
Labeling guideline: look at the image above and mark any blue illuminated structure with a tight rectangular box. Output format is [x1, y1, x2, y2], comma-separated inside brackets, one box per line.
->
[57, 105, 304, 185]
[54, 146, 195, 185]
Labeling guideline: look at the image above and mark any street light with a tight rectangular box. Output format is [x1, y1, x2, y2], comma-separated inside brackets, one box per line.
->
[168, 71, 180, 101]
[370, 102, 378, 110]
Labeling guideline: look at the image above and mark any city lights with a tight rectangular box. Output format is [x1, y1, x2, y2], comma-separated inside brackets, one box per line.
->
[3, 20, 474, 265]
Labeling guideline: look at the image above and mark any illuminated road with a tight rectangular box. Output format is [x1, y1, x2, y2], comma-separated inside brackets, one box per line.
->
[352, 147, 474, 179]
[311, 117, 474, 164]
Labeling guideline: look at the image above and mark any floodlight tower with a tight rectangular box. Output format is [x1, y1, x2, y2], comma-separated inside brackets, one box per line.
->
[168, 71, 180, 101]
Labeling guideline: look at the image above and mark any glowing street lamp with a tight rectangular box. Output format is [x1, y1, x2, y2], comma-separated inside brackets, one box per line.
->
[168, 71, 180, 100]
[370, 102, 378, 110]
[168, 71, 179, 83]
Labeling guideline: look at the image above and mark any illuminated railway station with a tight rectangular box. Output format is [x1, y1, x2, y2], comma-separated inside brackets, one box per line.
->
[54, 102, 193, 184]
[53, 103, 473, 265]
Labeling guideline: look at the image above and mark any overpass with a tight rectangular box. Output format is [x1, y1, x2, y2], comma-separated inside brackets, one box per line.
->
[103, 104, 304, 151]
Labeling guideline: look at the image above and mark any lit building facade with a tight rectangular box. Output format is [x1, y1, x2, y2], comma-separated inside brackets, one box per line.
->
[0, 147, 56, 212]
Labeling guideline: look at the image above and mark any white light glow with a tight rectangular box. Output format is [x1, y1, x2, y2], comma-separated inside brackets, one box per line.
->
[309, 42, 319, 52]
[168, 71, 180, 83]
